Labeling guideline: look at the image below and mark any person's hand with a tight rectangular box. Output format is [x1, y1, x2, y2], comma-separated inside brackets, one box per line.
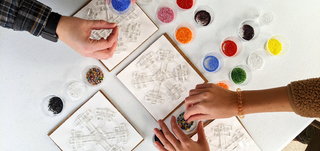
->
[184, 83, 238, 123]
[153, 116, 209, 151]
[56, 16, 119, 60]
[132, 0, 137, 3]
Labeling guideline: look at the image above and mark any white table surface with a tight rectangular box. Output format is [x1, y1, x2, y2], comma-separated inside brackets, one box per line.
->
[1, 0, 319, 151]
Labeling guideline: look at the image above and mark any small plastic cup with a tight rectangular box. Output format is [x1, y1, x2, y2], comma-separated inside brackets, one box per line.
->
[108, 0, 132, 15]
[41, 95, 64, 116]
[247, 50, 266, 70]
[156, 2, 177, 24]
[82, 65, 104, 86]
[259, 10, 275, 26]
[265, 35, 290, 56]
[174, 23, 196, 44]
[238, 19, 260, 41]
[64, 79, 86, 101]
[216, 80, 234, 90]
[176, 0, 196, 10]
[220, 36, 243, 57]
[193, 6, 214, 27]
[201, 52, 223, 73]
[229, 65, 252, 86]
[176, 111, 198, 135]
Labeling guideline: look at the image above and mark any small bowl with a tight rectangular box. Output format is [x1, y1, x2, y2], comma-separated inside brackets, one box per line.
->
[176, 0, 196, 10]
[108, 0, 133, 15]
[247, 50, 266, 70]
[41, 95, 64, 116]
[174, 23, 196, 44]
[265, 35, 290, 56]
[238, 19, 260, 41]
[64, 79, 86, 101]
[156, 2, 177, 24]
[259, 10, 275, 26]
[229, 65, 252, 86]
[216, 80, 234, 90]
[193, 6, 214, 27]
[82, 65, 104, 86]
[176, 111, 198, 135]
[220, 36, 243, 57]
[201, 52, 223, 73]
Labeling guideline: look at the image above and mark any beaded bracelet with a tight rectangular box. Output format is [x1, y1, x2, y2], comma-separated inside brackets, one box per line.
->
[236, 88, 245, 119]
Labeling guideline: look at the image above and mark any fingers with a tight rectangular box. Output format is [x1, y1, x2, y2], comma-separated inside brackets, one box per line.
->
[154, 141, 168, 151]
[170, 116, 189, 142]
[189, 88, 206, 96]
[185, 94, 203, 109]
[195, 83, 214, 89]
[90, 20, 117, 30]
[154, 129, 169, 151]
[106, 26, 119, 43]
[89, 26, 119, 50]
[186, 114, 211, 123]
[157, 120, 180, 150]
[91, 40, 117, 60]
[196, 121, 207, 144]
[184, 105, 205, 121]
[93, 26, 119, 50]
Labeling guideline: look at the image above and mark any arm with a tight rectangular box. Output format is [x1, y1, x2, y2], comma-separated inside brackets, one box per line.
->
[242, 86, 293, 115]
[183, 79, 320, 122]
[1, 0, 124, 59]
[184, 84, 292, 122]
[0, 0, 51, 36]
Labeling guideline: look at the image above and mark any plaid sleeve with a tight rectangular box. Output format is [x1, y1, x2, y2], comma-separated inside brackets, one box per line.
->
[0, 0, 51, 36]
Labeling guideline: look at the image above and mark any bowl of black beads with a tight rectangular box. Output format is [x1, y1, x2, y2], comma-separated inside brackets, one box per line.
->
[153, 129, 164, 147]
[42, 95, 64, 116]
[193, 6, 214, 27]
[238, 19, 260, 41]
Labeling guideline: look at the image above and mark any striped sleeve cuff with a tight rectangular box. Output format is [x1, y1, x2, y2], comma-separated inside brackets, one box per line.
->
[12, 0, 51, 36]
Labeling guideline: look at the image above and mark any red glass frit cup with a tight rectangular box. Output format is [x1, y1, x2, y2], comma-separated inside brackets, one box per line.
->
[220, 36, 243, 57]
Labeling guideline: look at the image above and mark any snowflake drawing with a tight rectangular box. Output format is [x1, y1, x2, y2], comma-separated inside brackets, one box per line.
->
[86, 0, 141, 54]
[132, 49, 189, 105]
[207, 124, 250, 151]
[69, 109, 128, 151]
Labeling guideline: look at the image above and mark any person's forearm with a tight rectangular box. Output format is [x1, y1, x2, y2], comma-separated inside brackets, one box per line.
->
[0, 0, 51, 36]
[242, 86, 293, 115]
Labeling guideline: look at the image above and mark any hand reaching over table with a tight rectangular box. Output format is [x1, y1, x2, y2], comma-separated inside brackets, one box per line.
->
[184, 83, 296, 123]
[154, 116, 209, 151]
[57, 16, 119, 60]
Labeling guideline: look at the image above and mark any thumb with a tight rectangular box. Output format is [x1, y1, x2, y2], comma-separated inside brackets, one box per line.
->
[90, 20, 117, 30]
[197, 121, 208, 144]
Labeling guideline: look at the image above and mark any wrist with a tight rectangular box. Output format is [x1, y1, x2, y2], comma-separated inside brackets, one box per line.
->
[56, 16, 67, 40]
[236, 88, 244, 119]
[228, 90, 241, 117]
[41, 12, 61, 42]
